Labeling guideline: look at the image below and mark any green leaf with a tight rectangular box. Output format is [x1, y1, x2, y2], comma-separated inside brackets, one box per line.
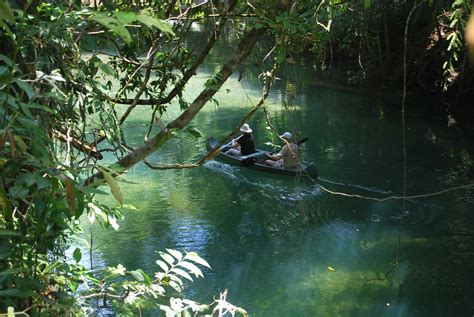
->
[0, 229, 21, 237]
[115, 12, 137, 24]
[98, 62, 117, 77]
[99, 167, 123, 205]
[0, 65, 8, 77]
[0, 158, 8, 168]
[135, 13, 175, 36]
[0, 1, 14, 24]
[73, 247, 82, 263]
[90, 14, 131, 44]
[0, 55, 14, 67]
[15, 80, 35, 100]
[186, 127, 202, 138]
[130, 270, 145, 282]
[21, 102, 54, 113]
[79, 186, 109, 195]
[110, 264, 126, 276]
[139, 269, 151, 284]
[13, 136, 27, 153]
[121, 204, 139, 211]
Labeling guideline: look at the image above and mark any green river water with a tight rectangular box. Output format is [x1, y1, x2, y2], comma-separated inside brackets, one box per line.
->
[86, 41, 474, 316]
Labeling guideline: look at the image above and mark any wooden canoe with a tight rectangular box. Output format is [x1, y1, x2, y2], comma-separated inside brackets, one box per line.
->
[206, 137, 318, 178]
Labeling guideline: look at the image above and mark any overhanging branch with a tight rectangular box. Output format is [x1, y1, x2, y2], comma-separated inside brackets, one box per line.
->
[53, 129, 103, 159]
[84, 25, 267, 186]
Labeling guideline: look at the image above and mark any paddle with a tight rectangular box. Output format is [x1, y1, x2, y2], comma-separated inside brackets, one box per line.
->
[221, 135, 243, 152]
[241, 137, 309, 167]
[296, 137, 309, 146]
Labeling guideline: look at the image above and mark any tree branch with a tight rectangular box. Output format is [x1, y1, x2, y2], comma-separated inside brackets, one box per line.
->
[167, 27, 267, 129]
[52, 129, 103, 159]
[142, 65, 276, 170]
[157, 0, 238, 106]
[84, 26, 267, 186]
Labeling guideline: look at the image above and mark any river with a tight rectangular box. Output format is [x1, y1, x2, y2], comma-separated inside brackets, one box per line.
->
[86, 34, 474, 316]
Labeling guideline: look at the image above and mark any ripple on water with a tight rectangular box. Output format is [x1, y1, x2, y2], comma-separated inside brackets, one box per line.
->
[171, 220, 214, 253]
[203, 160, 239, 179]
[204, 160, 323, 204]
[318, 177, 394, 196]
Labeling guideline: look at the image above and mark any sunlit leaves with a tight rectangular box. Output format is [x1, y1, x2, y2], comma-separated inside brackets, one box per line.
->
[168, 279, 182, 292]
[156, 259, 169, 272]
[35, 70, 66, 84]
[87, 202, 122, 231]
[0, 0, 14, 24]
[110, 264, 126, 276]
[176, 261, 203, 278]
[134, 12, 174, 36]
[99, 167, 123, 205]
[153, 249, 210, 289]
[107, 215, 120, 230]
[1, 1, 237, 313]
[466, 10, 474, 64]
[170, 268, 193, 282]
[129, 269, 150, 283]
[442, 0, 471, 90]
[92, 249, 245, 317]
[166, 248, 183, 261]
[90, 11, 174, 45]
[185, 251, 211, 269]
[159, 251, 175, 266]
[91, 14, 131, 44]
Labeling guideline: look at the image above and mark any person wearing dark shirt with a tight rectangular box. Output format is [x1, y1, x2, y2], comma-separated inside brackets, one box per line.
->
[225, 123, 256, 156]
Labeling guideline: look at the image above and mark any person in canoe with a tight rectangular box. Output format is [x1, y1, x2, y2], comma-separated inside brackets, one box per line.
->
[225, 123, 256, 156]
[264, 132, 300, 169]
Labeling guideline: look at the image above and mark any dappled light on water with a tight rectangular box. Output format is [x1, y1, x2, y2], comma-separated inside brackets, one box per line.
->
[87, 57, 474, 316]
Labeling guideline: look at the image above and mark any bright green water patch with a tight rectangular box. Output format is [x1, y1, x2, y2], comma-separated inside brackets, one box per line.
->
[85, 59, 474, 316]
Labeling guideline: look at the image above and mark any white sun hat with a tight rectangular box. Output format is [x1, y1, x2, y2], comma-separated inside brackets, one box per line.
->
[280, 132, 293, 141]
[240, 123, 252, 133]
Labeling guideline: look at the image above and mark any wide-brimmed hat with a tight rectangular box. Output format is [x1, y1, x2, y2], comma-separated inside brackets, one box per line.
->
[280, 132, 293, 141]
[240, 123, 252, 133]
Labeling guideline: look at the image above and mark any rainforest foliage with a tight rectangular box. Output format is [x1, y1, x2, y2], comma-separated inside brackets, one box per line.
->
[0, 0, 473, 314]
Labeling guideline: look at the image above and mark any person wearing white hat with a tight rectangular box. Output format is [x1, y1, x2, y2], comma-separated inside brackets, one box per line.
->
[225, 123, 256, 156]
[264, 132, 300, 169]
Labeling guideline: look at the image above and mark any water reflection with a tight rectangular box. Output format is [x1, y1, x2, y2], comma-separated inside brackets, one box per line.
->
[88, 60, 474, 316]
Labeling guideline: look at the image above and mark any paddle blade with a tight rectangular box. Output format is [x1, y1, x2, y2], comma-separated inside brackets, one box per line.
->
[297, 137, 309, 146]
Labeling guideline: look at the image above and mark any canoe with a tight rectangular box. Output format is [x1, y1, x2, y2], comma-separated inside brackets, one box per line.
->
[206, 137, 318, 178]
